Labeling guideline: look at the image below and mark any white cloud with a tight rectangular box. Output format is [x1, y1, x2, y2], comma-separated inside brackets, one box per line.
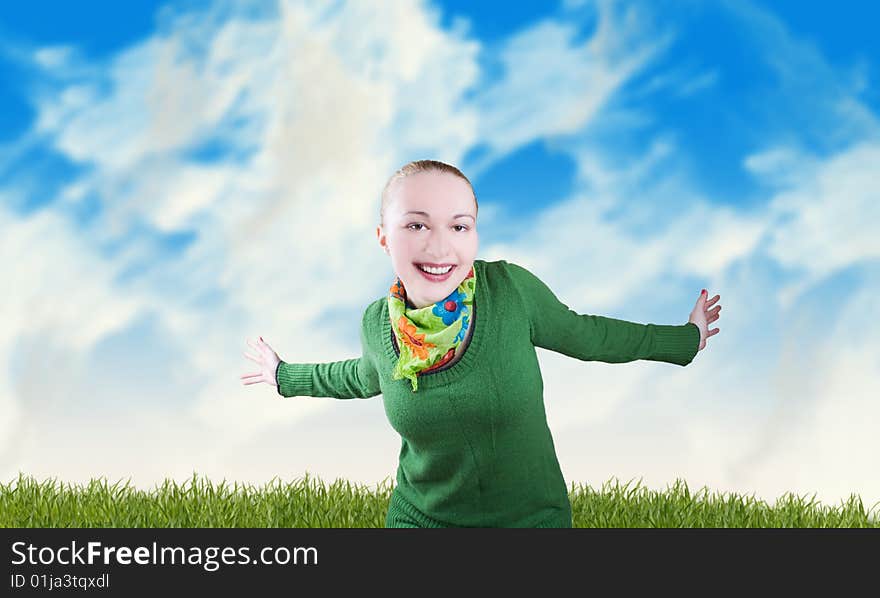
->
[722, 0, 880, 144]
[0, 207, 145, 477]
[759, 141, 880, 308]
[467, 0, 675, 178]
[32, 45, 76, 70]
[677, 68, 719, 97]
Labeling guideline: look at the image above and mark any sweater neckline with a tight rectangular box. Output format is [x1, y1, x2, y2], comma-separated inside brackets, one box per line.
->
[381, 259, 487, 389]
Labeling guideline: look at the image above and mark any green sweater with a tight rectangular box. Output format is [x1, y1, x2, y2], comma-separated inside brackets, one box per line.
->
[276, 259, 700, 527]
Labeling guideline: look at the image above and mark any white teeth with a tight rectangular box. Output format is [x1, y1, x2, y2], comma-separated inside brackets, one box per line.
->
[418, 264, 452, 275]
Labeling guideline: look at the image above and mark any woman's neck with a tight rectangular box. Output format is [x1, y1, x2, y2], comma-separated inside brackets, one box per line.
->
[405, 297, 433, 309]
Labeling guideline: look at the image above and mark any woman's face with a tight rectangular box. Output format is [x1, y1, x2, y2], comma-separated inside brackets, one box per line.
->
[377, 171, 478, 309]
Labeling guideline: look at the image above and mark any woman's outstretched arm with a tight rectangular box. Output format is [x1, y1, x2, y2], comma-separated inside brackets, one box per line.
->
[274, 357, 381, 399]
[241, 325, 382, 399]
[506, 261, 720, 366]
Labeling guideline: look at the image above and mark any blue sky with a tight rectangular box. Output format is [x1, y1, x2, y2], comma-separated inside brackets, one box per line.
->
[2, 1, 878, 234]
[3, 1, 879, 216]
[1, 0, 879, 512]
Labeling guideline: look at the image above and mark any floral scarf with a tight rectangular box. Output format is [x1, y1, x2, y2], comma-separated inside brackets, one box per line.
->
[388, 264, 476, 392]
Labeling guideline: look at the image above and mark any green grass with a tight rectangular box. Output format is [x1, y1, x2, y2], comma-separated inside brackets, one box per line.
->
[569, 478, 879, 527]
[1, 472, 877, 527]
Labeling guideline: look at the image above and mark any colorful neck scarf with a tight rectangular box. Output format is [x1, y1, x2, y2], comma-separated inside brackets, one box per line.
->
[388, 264, 476, 393]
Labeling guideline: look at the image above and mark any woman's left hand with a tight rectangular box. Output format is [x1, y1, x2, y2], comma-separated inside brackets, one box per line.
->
[689, 289, 721, 351]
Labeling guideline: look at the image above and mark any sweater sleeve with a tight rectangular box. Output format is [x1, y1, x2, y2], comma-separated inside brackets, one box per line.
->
[274, 314, 382, 399]
[506, 262, 700, 366]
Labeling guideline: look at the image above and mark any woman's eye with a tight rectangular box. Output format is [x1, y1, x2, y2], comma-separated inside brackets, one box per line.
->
[407, 223, 468, 231]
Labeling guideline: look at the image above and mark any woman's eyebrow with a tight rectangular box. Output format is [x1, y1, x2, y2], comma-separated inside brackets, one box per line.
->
[403, 210, 475, 221]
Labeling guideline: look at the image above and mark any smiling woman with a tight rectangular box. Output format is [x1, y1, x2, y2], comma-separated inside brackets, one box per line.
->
[242, 158, 720, 529]
[376, 160, 480, 310]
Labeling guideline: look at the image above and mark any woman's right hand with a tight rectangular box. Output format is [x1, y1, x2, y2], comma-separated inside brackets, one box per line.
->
[240, 336, 282, 388]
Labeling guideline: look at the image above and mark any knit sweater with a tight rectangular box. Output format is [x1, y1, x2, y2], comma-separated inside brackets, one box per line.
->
[276, 258, 700, 527]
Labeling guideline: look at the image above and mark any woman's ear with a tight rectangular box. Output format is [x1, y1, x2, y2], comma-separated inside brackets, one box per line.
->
[376, 225, 390, 254]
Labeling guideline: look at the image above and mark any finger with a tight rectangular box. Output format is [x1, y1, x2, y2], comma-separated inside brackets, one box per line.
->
[708, 313, 720, 324]
[708, 328, 720, 336]
[243, 351, 261, 363]
[247, 338, 261, 351]
[240, 371, 261, 379]
[241, 378, 261, 385]
[706, 295, 720, 307]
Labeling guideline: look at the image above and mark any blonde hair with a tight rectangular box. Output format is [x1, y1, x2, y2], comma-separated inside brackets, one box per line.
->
[380, 159, 478, 227]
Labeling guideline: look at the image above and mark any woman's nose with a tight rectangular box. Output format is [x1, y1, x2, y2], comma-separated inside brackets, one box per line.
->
[424, 231, 451, 256]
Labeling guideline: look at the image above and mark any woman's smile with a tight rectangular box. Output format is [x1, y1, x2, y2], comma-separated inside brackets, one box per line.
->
[414, 263, 456, 282]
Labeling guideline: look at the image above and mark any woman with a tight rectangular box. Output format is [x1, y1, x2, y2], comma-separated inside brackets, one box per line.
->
[241, 159, 722, 527]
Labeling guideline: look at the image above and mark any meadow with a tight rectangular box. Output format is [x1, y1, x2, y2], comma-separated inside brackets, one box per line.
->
[1, 473, 876, 527]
